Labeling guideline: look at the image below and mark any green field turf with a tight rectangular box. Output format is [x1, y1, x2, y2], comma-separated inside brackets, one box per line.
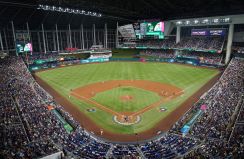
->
[36, 62, 219, 134]
[92, 86, 161, 112]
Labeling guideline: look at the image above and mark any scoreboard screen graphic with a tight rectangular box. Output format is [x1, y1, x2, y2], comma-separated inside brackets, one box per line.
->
[132, 21, 164, 39]
[16, 31, 32, 53]
[140, 21, 164, 39]
[16, 42, 32, 53]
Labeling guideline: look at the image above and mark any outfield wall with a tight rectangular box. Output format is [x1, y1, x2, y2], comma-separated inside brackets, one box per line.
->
[29, 56, 222, 72]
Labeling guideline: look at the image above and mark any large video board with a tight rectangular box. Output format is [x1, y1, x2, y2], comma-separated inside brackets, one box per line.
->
[141, 21, 164, 39]
[16, 31, 32, 53]
[133, 21, 164, 39]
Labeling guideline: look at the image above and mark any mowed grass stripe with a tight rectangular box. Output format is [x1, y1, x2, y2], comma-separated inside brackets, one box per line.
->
[92, 86, 161, 112]
[36, 62, 219, 134]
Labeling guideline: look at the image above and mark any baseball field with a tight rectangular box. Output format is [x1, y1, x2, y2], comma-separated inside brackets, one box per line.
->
[35, 62, 220, 141]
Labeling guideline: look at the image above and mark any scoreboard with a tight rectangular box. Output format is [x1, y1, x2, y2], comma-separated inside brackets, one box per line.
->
[133, 21, 165, 39]
[119, 21, 165, 39]
[15, 31, 32, 53]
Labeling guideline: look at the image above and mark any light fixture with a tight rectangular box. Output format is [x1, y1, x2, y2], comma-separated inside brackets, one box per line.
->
[213, 18, 219, 23]
[37, 4, 102, 17]
[194, 20, 199, 24]
[224, 18, 230, 22]
[176, 21, 182, 25]
[185, 20, 190, 24]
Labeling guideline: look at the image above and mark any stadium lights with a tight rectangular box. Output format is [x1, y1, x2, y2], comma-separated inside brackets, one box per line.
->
[176, 21, 182, 24]
[213, 18, 219, 23]
[185, 21, 190, 25]
[175, 17, 231, 26]
[194, 20, 199, 24]
[37, 4, 102, 17]
[202, 19, 209, 24]
[224, 18, 230, 22]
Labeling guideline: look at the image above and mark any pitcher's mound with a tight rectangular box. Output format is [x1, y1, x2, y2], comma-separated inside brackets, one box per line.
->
[120, 95, 134, 102]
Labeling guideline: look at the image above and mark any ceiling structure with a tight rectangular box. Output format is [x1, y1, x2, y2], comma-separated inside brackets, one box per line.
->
[0, 0, 243, 30]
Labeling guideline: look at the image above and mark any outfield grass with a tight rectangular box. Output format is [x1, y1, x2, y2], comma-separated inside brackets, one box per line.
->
[36, 62, 219, 134]
[92, 86, 161, 112]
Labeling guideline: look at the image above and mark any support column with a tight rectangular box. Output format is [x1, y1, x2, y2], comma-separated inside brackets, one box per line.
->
[53, 31, 56, 51]
[93, 24, 96, 45]
[116, 22, 119, 48]
[60, 31, 63, 51]
[41, 24, 46, 54]
[176, 26, 181, 44]
[104, 25, 106, 48]
[79, 25, 82, 49]
[69, 24, 72, 48]
[11, 21, 17, 56]
[0, 31, 4, 51]
[225, 24, 234, 64]
[97, 30, 100, 44]
[104, 23, 108, 48]
[73, 31, 76, 48]
[55, 24, 60, 52]
[45, 32, 49, 52]
[66, 31, 69, 48]
[81, 24, 84, 50]
[3, 29, 8, 52]
[85, 30, 88, 49]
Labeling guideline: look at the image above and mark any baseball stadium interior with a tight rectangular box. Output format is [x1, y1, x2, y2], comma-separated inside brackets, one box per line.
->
[0, 0, 244, 159]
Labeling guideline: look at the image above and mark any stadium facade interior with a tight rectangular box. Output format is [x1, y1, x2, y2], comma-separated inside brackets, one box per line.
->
[0, 0, 244, 159]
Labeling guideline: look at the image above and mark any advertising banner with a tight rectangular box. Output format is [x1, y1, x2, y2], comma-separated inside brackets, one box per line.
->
[191, 29, 226, 36]
[80, 58, 109, 63]
[118, 24, 136, 38]
[191, 29, 208, 36]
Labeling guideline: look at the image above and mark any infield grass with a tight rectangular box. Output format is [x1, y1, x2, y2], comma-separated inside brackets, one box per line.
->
[92, 86, 161, 112]
[36, 62, 219, 134]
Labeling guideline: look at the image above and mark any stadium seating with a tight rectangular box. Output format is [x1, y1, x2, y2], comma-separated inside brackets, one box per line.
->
[120, 36, 225, 52]
[174, 36, 224, 51]
[140, 50, 223, 65]
[0, 56, 243, 158]
[140, 50, 175, 59]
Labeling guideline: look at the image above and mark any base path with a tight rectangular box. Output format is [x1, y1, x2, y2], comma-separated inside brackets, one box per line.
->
[70, 80, 183, 118]
[71, 80, 183, 99]
[34, 73, 221, 142]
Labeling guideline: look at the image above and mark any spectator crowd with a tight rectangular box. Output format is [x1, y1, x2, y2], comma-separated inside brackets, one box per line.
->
[172, 58, 244, 158]
[120, 36, 225, 52]
[140, 50, 223, 65]
[174, 37, 224, 51]
[0, 55, 243, 158]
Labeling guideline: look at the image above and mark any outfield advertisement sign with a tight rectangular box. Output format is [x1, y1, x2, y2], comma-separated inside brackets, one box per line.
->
[191, 29, 226, 36]
[80, 58, 109, 63]
[29, 57, 221, 72]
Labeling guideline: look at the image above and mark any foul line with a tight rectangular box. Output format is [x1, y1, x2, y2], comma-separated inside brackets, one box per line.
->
[71, 92, 121, 116]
